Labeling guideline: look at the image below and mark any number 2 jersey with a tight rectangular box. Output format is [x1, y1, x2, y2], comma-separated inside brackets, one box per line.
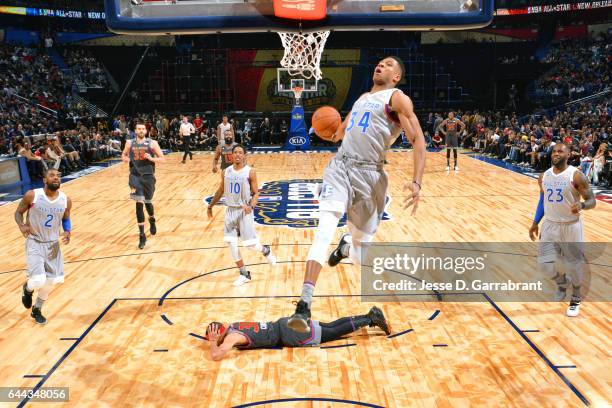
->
[542, 165, 580, 223]
[338, 88, 403, 164]
[27, 188, 68, 242]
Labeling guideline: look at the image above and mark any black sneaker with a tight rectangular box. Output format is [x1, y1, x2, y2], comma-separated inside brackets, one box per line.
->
[149, 217, 157, 235]
[31, 307, 47, 325]
[367, 306, 391, 335]
[22, 283, 33, 309]
[287, 300, 311, 333]
[138, 233, 147, 249]
[328, 233, 351, 267]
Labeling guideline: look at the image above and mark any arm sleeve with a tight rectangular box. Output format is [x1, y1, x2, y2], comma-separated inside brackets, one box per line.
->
[534, 192, 544, 224]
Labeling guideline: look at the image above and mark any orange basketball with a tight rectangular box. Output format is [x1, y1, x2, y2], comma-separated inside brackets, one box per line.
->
[312, 106, 342, 142]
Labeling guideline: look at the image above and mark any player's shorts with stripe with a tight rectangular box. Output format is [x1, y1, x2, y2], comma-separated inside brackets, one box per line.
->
[26, 238, 64, 285]
[278, 317, 322, 347]
[538, 219, 584, 263]
[319, 154, 388, 236]
[224, 206, 258, 245]
[446, 132, 459, 148]
[129, 173, 156, 203]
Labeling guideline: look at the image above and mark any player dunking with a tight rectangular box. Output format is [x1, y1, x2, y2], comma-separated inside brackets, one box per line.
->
[529, 143, 596, 316]
[122, 121, 165, 249]
[438, 112, 465, 172]
[212, 130, 238, 173]
[208, 144, 276, 286]
[204, 306, 390, 360]
[289, 56, 426, 332]
[14, 168, 72, 324]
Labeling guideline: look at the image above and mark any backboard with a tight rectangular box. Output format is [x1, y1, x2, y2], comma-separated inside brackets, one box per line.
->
[105, 0, 494, 34]
[277, 68, 318, 94]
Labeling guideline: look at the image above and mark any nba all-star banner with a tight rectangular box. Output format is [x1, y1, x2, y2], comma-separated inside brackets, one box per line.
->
[285, 106, 310, 151]
[495, 0, 611, 15]
[0, 6, 105, 19]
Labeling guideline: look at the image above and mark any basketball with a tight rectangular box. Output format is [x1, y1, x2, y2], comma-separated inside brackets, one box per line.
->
[312, 106, 342, 142]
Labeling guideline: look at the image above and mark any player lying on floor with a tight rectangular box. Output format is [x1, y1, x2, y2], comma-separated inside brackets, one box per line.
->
[204, 306, 391, 360]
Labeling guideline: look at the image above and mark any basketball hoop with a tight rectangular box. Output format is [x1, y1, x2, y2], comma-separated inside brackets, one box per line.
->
[278, 30, 330, 80]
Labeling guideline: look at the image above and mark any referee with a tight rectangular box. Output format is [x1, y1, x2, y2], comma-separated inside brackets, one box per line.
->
[180, 116, 195, 163]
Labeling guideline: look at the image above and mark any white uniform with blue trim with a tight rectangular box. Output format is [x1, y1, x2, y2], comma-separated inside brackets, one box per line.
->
[26, 189, 68, 285]
[223, 165, 259, 245]
[319, 88, 402, 235]
[538, 165, 584, 263]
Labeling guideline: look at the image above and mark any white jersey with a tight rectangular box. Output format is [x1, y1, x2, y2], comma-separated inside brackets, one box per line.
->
[179, 122, 195, 137]
[27, 188, 68, 242]
[218, 122, 232, 144]
[542, 165, 580, 223]
[224, 165, 252, 207]
[338, 88, 403, 163]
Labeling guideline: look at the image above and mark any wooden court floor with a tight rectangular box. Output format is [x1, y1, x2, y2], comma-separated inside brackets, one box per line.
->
[0, 150, 610, 407]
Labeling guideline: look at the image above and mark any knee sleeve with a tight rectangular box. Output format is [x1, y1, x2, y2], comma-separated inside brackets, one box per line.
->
[446, 149, 451, 158]
[453, 149, 458, 158]
[244, 242, 263, 252]
[228, 241, 242, 261]
[145, 202, 154, 217]
[136, 202, 145, 223]
[307, 210, 342, 265]
[538, 261, 557, 280]
[37, 280, 54, 301]
[347, 225, 374, 265]
[27, 274, 47, 290]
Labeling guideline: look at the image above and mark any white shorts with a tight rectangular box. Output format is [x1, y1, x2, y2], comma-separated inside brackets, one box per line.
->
[538, 219, 584, 263]
[224, 206, 258, 246]
[319, 155, 388, 236]
[26, 238, 65, 285]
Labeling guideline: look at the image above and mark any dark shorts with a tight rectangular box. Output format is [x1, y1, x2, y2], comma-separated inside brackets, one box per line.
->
[446, 133, 459, 148]
[129, 173, 156, 203]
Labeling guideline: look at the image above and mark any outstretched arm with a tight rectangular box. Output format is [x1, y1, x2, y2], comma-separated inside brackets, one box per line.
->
[391, 91, 426, 216]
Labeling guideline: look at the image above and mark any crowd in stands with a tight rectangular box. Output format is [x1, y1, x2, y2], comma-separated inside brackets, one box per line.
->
[536, 32, 611, 102]
[62, 48, 109, 89]
[425, 97, 611, 188]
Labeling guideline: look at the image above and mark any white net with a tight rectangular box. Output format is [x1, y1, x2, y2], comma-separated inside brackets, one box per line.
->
[278, 31, 330, 81]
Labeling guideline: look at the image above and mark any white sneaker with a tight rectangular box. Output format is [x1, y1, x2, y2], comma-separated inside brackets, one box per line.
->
[454, 166, 459, 172]
[445, 166, 450, 171]
[233, 274, 251, 287]
[566, 297, 581, 317]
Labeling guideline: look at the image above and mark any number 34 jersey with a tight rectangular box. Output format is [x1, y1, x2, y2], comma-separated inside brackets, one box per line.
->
[224, 165, 252, 207]
[339, 88, 403, 164]
[542, 165, 580, 223]
[28, 188, 68, 242]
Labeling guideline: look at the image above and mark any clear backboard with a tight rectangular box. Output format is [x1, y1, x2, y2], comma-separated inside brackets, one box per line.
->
[105, 0, 494, 34]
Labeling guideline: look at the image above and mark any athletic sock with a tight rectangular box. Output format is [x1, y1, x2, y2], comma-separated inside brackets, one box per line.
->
[300, 282, 315, 307]
[34, 297, 45, 309]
